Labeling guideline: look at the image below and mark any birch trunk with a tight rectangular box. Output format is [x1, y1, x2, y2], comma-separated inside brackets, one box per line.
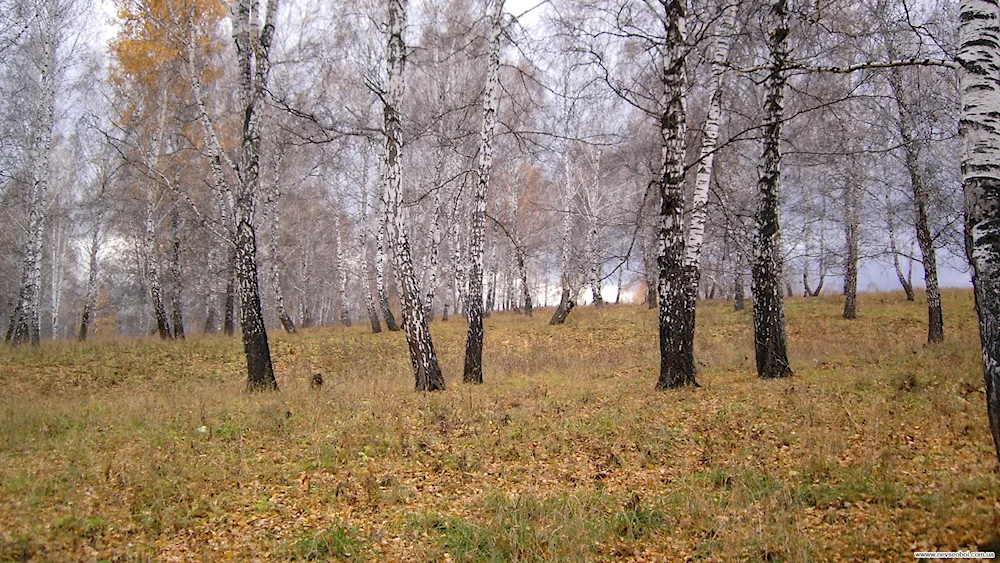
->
[588, 224, 604, 308]
[888, 66, 944, 342]
[680, 2, 735, 358]
[655, 0, 696, 390]
[223, 249, 237, 335]
[337, 215, 351, 327]
[385, 0, 445, 391]
[887, 194, 916, 300]
[517, 246, 532, 317]
[811, 223, 827, 297]
[615, 265, 624, 304]
[266, 152, 296, 333]
[843, 180, 860, 320]
[11, 20, 56, 346]
[376, 206, 400, 331]
[958, 0, 1000, 470]
[464, 0, 503, 385]
[449, 195, 467, 317]
[187, 21, 236, 335]
[645, 264, 657, 309]
[550, 154, 577, 324]
[49, 217, 66, 339]
[423, 189, 443, 319]
[144, 197, 172, 340]
[508, 180, 532, 316]
[358, 158, 382, 333]
[734, 269, 746, 312]
[169, 197, 185, 339]
[751, 0, 793, 379]
[79, 218, 101, 341]
[222, 188, 237, 335]
[232, 0, 279, 392]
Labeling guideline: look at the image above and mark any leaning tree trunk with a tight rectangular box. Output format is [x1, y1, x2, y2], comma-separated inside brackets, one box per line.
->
[464, 0, 503, 385]
[615, 264, 624, 304]
[385, 0, 444, 391]
[233, 0, 279, 392]
[169, 197, 185, 339]
[79, 219, 101, 341]
[913, 177, 945, 342]
[887, 193, 916, 301]
[676, 1, 735, 380]
[889, 66, 944, 342]
[188, 23, 235, 335]
[842, 179, 861, 320]
[958, 0, 1000, 472]
[655, 0, 695, 390]
[810, 194, 828, 297]
[376, 213, 400, 331]
[751, 0, 793, 380]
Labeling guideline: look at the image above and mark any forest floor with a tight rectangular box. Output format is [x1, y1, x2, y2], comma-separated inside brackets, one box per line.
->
[1, 290, 998, 562]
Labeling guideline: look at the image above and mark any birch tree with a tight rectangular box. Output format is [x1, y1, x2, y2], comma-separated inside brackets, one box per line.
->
[464, 0, 504, 385]
[957, 0, 1000, 470]
[231, 0, 280, 391]
[654, 0, 695, 389]
[8, 0, 62, 346]
[77, 156, 110, 342]
[751, 0, 793, 379]
[264, 148, 296, 333]
[891, 69, 948, 341]
[358, 147, 382, 333]
[678, 1, 736, 379]
[375, 209, 400, 331]
[384, 0, 445, 391]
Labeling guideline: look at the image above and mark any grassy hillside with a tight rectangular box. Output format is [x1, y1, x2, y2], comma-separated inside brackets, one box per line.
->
[1, 290, 997, 561]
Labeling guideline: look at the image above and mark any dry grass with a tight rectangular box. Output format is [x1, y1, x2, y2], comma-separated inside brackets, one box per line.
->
[1, 289, 998, 562]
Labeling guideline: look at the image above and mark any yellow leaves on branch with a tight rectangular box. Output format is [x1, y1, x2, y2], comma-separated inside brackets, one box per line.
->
[110, 0, 226, 108]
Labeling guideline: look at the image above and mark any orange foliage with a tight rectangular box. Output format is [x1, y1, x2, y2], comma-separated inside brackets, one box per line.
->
[109, 0, 226, 118]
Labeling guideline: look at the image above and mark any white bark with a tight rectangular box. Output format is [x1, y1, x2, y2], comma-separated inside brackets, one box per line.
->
[655, 0, 695, 389]
[684, 3, 735, 275]
[750, 0, 792, 380]
[78, 217, 101, 341]
[49, 215, 67, 339]
[958, 0, 1000, 470]
[336, 214, 351, 327]
[423, 188, 443, 318]
[384, 0, 444, 391]
[232, 0, 280, 391]
[358, 158, 382, 333]
[265, 150, 296, 333]
[11, 10, 56, 346]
